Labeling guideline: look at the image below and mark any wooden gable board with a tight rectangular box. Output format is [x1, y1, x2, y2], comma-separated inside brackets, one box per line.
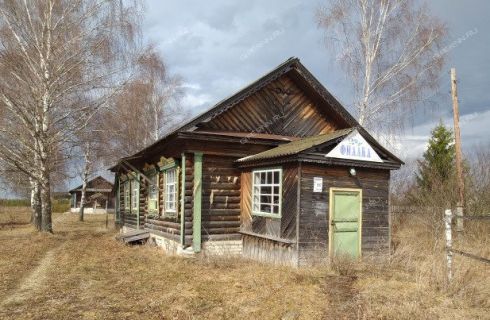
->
[196, 74, 343, 137]
[111, 57, 403, 168]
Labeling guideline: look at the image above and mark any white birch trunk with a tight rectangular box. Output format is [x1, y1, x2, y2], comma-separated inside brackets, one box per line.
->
[79, 143, 92, 222]
[29, 177, 42, 230]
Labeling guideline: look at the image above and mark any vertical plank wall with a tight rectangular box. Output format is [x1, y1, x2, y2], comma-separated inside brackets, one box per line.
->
[241, 164, 299, 266]
[298, 165, 390, 265]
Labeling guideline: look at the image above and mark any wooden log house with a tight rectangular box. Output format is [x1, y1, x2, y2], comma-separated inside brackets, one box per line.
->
[110, 57, 403, 266]
[69, 176, 115, 214]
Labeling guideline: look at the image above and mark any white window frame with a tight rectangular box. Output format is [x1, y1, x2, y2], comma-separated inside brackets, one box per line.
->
[131, 179, 139, 213]
[164, 168, 177, 215]
[123, 181, 130, 211]
[147, 173, 159, 214]
[252, 168, 282, 218]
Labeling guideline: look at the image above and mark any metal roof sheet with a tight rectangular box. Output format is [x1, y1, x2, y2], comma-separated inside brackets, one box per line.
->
[237, 128, 353, 163]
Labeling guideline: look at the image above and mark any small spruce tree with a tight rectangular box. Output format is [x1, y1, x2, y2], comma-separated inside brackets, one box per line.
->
[416, 122, 455, 191]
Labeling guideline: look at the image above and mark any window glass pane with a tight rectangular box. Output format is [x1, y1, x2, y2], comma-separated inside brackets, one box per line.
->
[273, 196, 280, 204]
[261, 186, 272, 195]
[260, 204, 271, 213]
[260, 195, 271, 203]
[252, 169, 281, 215]
[165, 168, 177, 213]
[258, 172, 264, 184]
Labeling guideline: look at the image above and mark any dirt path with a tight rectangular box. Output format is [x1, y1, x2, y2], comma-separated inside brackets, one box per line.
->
[324, 275, 365, 320]
[0, 213, 71, 307]
[1, 246, 60, 306]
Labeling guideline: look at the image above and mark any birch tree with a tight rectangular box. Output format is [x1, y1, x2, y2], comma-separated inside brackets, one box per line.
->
[317, 0, 447, 143]
[0, 0, 142, 232]
[74, 115, 107, 222]
[102, 47, 186, 158]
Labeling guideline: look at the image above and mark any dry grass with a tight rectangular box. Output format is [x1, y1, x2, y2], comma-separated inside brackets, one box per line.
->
[352, 215, 490, 320]
[0, 208, 488, 319]
[0, 209, 327, 320]
[0, 206, 31, 227]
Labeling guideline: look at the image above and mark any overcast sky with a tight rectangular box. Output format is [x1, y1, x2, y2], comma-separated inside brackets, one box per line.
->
[143, 0, 490, 161]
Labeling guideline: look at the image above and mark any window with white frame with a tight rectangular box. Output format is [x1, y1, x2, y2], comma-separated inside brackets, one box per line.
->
[131, 179, 139, 212]
[165, 168, 177, 214]
[147, 173, 159, 214]
[252, 168, 282, 216]
[123, 181, 130, 211]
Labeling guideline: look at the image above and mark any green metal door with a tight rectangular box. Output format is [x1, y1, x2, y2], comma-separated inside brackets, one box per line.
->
[330, 189, 362, 259]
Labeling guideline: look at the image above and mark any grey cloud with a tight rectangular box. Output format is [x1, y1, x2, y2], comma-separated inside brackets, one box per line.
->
[142, 0, 490, 160]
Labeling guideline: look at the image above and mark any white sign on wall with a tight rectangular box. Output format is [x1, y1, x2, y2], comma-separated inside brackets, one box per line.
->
[313, 177, 323, 192]
[326, 130, 383, 162]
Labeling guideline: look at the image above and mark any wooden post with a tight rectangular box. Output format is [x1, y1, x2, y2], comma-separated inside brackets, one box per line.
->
[180, 153, 186, 246]
[450, 68, 465, 232]
[116, 175, 120, 223]
[105, 197, 109, 229]
[444, 209, 453, 282]
[193, 152, 203, 253]
[136, 174, 140, 229]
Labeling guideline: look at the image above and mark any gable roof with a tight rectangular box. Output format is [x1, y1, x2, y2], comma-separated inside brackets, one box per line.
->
[68, 176, 113, 193]
[112, 57, 403, 167]
[237, 128, 353, 163]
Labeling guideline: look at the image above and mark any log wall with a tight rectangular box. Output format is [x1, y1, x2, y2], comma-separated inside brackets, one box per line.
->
[143, 154, 195, 245]
[201, 155, 241, 241]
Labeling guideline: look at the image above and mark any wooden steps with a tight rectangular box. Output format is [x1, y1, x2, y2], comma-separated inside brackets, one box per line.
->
[116, 230, 150, 244]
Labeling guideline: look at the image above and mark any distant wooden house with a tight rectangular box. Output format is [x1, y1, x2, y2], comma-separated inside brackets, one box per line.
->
[69, 176, 115, 214]
[110, 58, 403, 266]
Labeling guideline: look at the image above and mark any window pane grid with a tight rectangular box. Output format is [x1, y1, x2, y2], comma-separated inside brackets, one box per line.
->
[165, 168, 177, 213]
[131, 180, 138, 211]
[148, 174, 158, 212]
[252, 169, 281, 216]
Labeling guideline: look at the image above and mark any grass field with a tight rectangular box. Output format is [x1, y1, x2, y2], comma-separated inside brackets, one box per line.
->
[0, 207, 488, 319]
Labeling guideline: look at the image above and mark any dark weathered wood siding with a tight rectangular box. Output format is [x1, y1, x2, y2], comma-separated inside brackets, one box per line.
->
[240, 164, 298, 240]
[298, 165, 390, 265]
[241, 164, 299, 265]
[142, 154, 195, 244]
[196, 74, 343, 137]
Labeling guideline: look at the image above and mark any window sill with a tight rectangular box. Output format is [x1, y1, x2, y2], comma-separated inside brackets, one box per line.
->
[239, 230, 295, 244]
[252, 211, 281, 219]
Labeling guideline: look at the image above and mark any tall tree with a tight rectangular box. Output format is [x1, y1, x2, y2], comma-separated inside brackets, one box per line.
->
[317, 0, 447, 142]
[0, 0, 142, 232]
[416, 123, 455, 192]
[102, 47, 185, 159]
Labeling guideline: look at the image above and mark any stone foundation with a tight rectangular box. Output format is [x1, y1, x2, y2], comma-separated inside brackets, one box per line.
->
[149, 233, 181, 255]
[119, 227, 243, 256]
[202, 240, 243, 256]
[71, 207, 115, 214]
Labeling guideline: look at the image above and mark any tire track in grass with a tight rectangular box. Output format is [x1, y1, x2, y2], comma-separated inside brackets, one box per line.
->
[324, 275, 365, 320]
[0, 213, 71, 307]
